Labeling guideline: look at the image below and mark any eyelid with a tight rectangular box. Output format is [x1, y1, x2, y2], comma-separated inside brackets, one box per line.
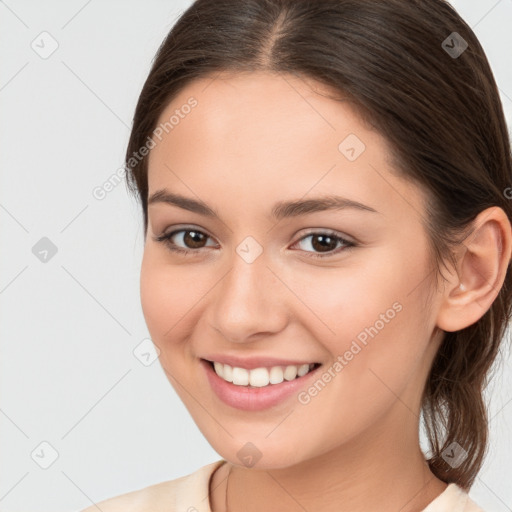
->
[155, 224, 217, 242]
[295, 227, 356, 244]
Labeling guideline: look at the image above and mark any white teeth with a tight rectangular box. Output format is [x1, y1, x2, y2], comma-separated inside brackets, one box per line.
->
[211, 361, 317, 387]
[249, 367, 269, 387]
[223, 364, 233, 382]
[269, 366, 284, 384]
[283, 365, 298, 381]
[232, 367, 249, 386]
[297, 363, 310, 377]
[213, 361, 224, 378]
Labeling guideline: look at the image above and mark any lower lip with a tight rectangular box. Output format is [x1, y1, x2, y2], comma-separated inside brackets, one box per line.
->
[201, 359, 322, 411]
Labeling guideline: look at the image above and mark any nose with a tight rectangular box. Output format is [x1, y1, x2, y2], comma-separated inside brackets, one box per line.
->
[208, 248, 288, 344]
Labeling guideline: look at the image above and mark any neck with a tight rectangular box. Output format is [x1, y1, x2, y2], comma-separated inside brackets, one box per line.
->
[211, 407, 448, 512]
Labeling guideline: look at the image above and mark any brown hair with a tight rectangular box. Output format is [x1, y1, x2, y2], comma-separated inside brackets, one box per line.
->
[124, 0, 512, 490]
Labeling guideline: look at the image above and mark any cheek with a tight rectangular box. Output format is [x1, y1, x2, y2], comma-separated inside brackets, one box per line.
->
[288, 245, 431, 396]
[284, 285, 428, 449]
[139, 250, 192, 351]
[139, 249, 214, 364]
[280, 257, 408, 347]
[140, 252, 169, 341]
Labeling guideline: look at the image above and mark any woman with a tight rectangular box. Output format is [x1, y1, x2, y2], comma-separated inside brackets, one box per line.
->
[81, 0, 512, 510]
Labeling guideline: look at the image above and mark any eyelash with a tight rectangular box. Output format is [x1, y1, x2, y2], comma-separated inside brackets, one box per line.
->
[153, 227, 356, 259]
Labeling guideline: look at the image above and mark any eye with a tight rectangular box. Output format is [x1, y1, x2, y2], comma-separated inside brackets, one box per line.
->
[154, 227, 356, 258]
[290, 230, 356, 259]
[154, 228, 217, 256]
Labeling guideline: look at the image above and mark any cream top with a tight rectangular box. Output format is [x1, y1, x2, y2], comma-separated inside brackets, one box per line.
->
[79, 459, 485, 512]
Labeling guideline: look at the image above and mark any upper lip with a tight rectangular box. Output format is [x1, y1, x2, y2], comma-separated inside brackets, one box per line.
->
[202, 354, 321, 370]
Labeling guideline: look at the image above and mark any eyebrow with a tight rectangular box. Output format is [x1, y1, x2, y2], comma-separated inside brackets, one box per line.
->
[148, 189, 379, 220]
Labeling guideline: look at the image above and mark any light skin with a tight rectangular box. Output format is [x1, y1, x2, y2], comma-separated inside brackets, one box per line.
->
[141, 71, 512, 512]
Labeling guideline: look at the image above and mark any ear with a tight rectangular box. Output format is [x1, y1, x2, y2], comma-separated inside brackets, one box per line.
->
[436, 206, 512, 333]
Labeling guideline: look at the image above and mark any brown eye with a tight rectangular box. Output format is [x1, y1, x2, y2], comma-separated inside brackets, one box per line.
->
[292, 231, 355, 259]
[310, 234, 339, 253]
[181, 230, 208, 249]
[154, 228, 217, 255]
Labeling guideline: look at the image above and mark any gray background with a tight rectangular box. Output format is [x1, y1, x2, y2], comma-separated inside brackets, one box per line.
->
[0, 1, 511, 511]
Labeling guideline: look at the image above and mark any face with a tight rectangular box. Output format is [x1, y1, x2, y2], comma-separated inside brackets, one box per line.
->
[141, 71, 444, 469]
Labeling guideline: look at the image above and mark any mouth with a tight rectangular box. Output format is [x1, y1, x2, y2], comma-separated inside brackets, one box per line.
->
[201, 357, 323, 411]
[202, 359, 322, 388]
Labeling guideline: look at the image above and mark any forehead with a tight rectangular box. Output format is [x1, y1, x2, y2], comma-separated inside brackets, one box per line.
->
[153, 70, 371, 144]
[147, 71, 426, 224]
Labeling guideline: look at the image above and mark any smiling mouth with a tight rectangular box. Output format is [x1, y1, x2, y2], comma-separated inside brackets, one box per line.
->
[204, 359, 322, 388]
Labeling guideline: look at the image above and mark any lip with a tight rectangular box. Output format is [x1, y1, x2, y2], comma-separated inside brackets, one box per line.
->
[201, 358, 322, 411]
[201, 354, 320, 370]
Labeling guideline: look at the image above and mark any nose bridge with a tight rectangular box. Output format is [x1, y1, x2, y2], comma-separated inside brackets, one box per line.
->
[209, 241, 285, 342]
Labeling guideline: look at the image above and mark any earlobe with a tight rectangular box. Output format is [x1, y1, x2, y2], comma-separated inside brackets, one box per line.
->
[436, 206, 512, 333]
